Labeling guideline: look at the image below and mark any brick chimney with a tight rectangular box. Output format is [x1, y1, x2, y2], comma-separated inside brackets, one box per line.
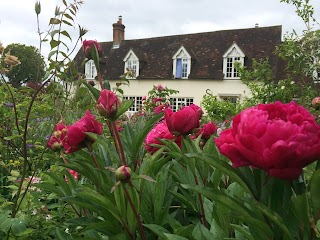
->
[113, 16, 125, 49]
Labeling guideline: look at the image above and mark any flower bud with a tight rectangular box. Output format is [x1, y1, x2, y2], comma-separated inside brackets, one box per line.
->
[115, 166, 132, 182]
[35, 1, 41, 15]
[96, 89, 120, 119]
[49, 141, 62, 151]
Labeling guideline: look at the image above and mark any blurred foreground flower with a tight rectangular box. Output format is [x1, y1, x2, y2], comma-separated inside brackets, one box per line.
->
[4, 54, 21, 66]
[82, 39, 103, 59]
[215, 101, 320, 180]
[312, 97, 320, 110]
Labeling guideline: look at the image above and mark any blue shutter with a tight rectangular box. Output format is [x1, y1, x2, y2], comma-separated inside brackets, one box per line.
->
[176, 59, 182, 78]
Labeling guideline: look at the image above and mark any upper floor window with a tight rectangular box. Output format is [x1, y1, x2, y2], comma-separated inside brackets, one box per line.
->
[85, 60, 97, 79]
[123, 50, 139, 79]
[223, 43, 245, 79]
[172, 46, 191, 79]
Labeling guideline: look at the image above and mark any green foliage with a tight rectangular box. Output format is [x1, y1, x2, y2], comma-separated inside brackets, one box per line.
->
[201, 92, 239, 122]
[3, 43, 46, 88]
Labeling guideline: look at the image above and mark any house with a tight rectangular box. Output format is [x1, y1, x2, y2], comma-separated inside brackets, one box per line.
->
[73, 17, 285, 112]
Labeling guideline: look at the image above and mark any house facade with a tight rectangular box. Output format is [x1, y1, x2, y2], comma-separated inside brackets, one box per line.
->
[74, 17, 285, 112]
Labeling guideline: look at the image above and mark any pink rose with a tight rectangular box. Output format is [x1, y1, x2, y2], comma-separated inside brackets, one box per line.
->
[196, 122, 217, 140]
[215, 101, 320, 180]
[165, 105, 201, 135]
[96, 89, 121, 119]
[63, 111, 103, 153]
[82, 39, 103, 59]
[145, 122, 182, 155]
[47, 122, 67, 151]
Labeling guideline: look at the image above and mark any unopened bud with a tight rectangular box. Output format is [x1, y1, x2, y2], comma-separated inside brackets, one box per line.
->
[50, 142, 62, 151]
[35, 1, 41, 15]
[115, 166, 132, 182]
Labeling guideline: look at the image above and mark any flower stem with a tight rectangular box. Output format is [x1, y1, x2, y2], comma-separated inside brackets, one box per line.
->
[86, 142, 100, 169]
[194, 176, 208, 228]
[108, 121, 127, 166]
[122, 183, 146, 240]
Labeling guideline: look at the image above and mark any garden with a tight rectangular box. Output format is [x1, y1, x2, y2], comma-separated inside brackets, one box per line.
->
[2, 0, 320, 239]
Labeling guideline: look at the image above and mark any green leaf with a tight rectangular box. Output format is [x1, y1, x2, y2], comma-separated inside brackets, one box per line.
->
[310, 169, 320, 218]
[192, 222, 215, 240]
[81, 79, 101, 100]
[231, 224, 255, 240]
[49, 18, 61, 24]
[3, 134, 22, 140]
[92, 44, 100, 72]
[55, 227, 72, 240]
[114, 100, 133, 120]
[186, 153, 253, 195]
[143, 224, 170, 238]
[50, 39, 61, 49]
[164, 233, 189, 240]
[61, 30, 72, 41]
[181, 184, 251, 217]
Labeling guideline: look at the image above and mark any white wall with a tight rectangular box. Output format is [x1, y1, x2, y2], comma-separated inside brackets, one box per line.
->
[106, 79, 252, 106]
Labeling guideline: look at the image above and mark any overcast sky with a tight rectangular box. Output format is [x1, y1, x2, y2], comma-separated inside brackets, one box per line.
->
[1, 0, 320, 59]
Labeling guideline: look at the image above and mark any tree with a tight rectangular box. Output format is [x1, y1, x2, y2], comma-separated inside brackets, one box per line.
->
[3, 43, 46, 88]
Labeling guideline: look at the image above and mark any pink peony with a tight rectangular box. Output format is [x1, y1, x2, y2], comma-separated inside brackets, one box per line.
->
[63, 111, 103, 153]
[156, 84, 165, 92]
[145, 122, 182, 155]
[215, 101, 320, 180]
[165, 105, 201, 135]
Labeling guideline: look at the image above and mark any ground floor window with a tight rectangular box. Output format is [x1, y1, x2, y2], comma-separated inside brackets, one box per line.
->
[170, 97, 194, 111]
[123, 96, 143, 112]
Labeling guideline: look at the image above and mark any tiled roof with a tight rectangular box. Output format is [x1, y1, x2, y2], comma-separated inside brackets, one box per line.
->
[74, 25, 283, 80]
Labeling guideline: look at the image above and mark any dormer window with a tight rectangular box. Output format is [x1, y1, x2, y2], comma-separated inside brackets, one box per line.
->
[85, 60, 97, 79]
[172, 46, 191, 79]
[223, 43, 245, 79]
[123, 50, 139, 79]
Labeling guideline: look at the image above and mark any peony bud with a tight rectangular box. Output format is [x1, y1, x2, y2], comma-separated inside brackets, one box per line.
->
[96, 89, 121, 119]
[115, 166, 132, 182]
[49, 141, 62, 151]
[82, 39, 103, 59]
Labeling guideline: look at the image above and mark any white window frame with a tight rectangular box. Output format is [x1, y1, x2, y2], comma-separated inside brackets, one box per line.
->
[218, 94, 241, 103]
[123, 96, 143, 113]
[170, 97, 194, 111]
[172, 46, 191, 79]
[123, 50, 139, 79]
[85, 60, 97, 80]
[223, 43, 245, 79]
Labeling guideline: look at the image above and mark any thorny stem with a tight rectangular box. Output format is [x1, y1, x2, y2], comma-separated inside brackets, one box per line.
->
[122, 183, 146, 240]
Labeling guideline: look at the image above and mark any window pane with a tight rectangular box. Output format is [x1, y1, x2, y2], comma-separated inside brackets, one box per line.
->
[176, 58, 182, 78]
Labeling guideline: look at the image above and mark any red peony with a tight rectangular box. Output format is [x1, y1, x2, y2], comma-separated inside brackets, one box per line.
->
[196, 122, 217, 140]
[96, 89, 121, 119]
[145, 122, 182, 155]
[215, 101, 320, 180]
[82, 39, 103, 59]
[47, 122, 67, 151]
[165, 105, 201, 135]
[63, 110, 103, 154]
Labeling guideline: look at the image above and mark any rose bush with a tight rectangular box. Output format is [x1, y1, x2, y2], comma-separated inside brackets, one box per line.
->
[215, 101, 320, 180]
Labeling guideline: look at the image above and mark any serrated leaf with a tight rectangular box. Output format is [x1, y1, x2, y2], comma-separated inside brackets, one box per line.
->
[62, 19, 73, 26]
